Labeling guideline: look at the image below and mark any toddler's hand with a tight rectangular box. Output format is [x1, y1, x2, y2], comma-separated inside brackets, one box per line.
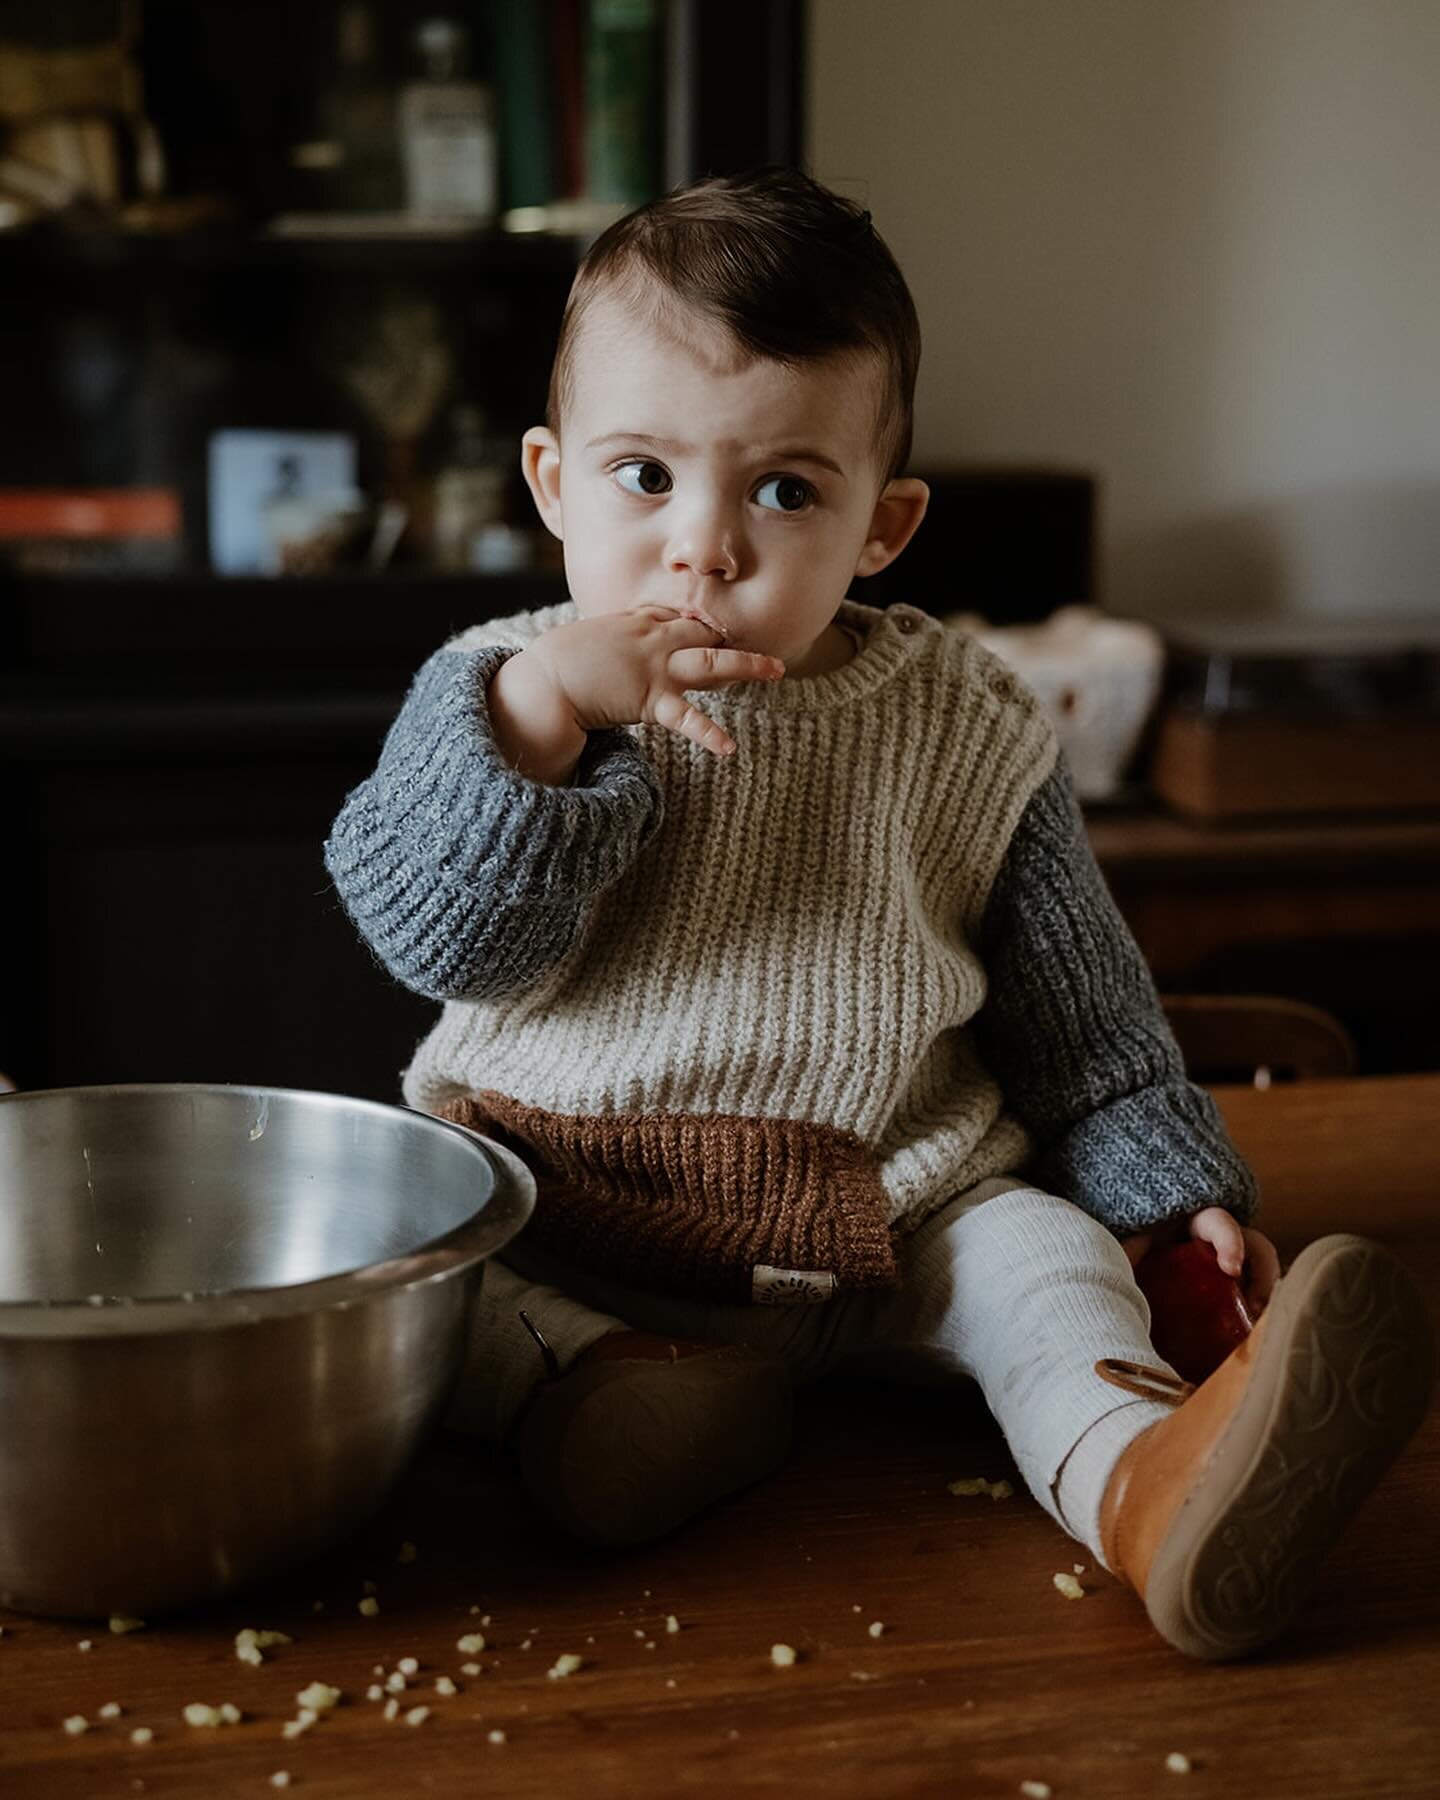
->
[518, 606, 784, 759]
[1121, 1207, 1280, 1317]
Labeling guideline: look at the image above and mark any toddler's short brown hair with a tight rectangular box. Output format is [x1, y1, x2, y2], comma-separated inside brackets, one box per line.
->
[547, 165, 922, 484]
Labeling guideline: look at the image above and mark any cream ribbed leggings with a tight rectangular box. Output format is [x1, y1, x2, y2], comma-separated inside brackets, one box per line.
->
[444, 1179, 1178, 1568]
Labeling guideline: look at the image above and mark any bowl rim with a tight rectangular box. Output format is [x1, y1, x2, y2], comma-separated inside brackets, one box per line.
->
[0, 1083, 536, 1340]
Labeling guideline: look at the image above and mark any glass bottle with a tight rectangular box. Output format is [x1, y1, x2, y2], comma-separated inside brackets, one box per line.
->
[398, 19, 498, 222]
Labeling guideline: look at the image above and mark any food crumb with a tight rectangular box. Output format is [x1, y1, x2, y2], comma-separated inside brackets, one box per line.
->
[644, 1641, 656, 1651]
[77, 1639, 93, 1652]
[1019, 1784, 1052, 1799]
[1073, 1564, 1085, 1575]
[269, 1777, 292, 1791]
[469, 1604, 481, 1615]
[385, 1672, 407, 1694]
[457, 1633, 486, 1655]
[435, 1677, 457, 1697]
[396, 1657, 419, 1676]
[397, 1542, 418, 1564]
[461, 1663, 481, 1677]
[281, 1711, 318, 1741]
[62, 1715, 89, 1736]
[358, 1597, 380, 1618]
[519, 1638, 532, 1650]
[130, 1727, 154, 1746]
[383, 1698, 400, 1723]
[867, 1622, 885, 1639]
[947, 1476, 1013, 1500]
[219, 1704, 242, 1725]
[99, 1702, 123, 1720]
[547, 1653, 583, 1680]
[236, 1628, 292, 1666]
[109, 1616, 146, 1635]
[1052, 1573, 1085, 1600]
[770, 1644, 797, 1667]
[665, 1615, 680, 1634]
[183, 1704, 233, 1728]
[850, 1671, 875, 1681]
[295, 1683, 340, 1714]
[487, 1728, 507, 1745]
[1165, 1752, 1193, 1774]
[851, 1604, 862, 1613]
[366, 1685, 383, 1702]
[665, 1679, 676, 1688]
[404, 1706, 430, 1727]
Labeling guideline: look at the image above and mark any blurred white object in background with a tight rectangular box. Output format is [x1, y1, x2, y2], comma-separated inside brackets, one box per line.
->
[945, 604, 1164, 800]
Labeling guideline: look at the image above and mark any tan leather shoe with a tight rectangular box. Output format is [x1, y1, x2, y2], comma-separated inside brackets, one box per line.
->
[515, 1328, 794, 1549]
[1098, 1232, 1434, 1661]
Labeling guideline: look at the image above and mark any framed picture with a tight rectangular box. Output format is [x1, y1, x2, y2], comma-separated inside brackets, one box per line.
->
[207, 430, 357, 575]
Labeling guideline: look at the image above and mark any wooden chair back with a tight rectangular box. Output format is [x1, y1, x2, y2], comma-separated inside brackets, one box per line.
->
[1161, 994, 1358, 1087]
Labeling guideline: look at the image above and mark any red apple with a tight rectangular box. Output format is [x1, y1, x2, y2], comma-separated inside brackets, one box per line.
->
[1135, 1240, 1256, 1386]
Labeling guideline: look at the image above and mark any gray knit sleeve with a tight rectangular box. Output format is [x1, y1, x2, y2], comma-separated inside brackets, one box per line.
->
[973, 761, 1258, 1234]
[324, 643, 663, 1000]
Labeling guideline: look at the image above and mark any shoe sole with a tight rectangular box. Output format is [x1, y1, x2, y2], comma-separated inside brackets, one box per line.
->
[518, 1352, 794, 1550]
[1146, 1233, 1435, 1661]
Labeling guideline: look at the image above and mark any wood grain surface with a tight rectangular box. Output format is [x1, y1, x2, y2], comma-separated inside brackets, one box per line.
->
[2, 1077, 1436, 1799]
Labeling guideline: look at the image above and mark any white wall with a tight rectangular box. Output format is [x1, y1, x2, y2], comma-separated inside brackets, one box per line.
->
[807, 0, 1440, 623]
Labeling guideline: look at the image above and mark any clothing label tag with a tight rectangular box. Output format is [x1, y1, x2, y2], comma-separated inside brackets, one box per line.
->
[751, 1265, 837, 1305]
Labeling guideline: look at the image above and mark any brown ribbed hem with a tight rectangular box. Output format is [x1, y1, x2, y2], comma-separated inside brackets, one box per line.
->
[438, 1091, 899, 1304]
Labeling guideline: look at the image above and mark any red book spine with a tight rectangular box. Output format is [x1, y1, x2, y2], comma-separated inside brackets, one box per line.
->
[0, 490, 181, 540]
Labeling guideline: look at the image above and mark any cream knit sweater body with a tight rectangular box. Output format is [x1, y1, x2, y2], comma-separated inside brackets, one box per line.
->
[327, 598, 1257, 1304]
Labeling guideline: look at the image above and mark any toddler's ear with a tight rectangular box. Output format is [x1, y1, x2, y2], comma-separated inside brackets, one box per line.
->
[521, 427, 564, 539]
[853, 477, 929, 579]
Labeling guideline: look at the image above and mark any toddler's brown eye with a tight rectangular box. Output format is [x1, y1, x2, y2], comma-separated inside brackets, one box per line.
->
[756, 475, 814, 513]
[616, 460, 672, 496]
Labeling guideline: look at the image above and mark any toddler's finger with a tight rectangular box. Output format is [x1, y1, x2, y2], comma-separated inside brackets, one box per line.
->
[650, 687, 736, 758]
[1188, 1206, 1246, 1277]
[668, 646, 785, 689]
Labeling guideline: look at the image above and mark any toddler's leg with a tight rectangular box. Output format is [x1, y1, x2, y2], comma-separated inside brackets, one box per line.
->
[449, 1250, 794, 1548]
[444, 1255, 625, 1443]
[836, 1181, 1176, 1567]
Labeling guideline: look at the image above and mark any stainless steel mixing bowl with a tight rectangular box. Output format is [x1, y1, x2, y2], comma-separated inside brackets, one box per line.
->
[0, 1083, 534, 1619]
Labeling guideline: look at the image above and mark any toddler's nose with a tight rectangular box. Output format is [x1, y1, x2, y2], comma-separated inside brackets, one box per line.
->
[665, 510, 739, 582]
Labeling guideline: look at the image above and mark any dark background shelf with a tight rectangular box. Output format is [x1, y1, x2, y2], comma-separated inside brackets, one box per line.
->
[0, 0, 806, 1101]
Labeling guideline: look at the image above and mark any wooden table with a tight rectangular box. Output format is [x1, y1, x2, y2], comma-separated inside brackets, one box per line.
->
[3, 1078, 1437, 1799]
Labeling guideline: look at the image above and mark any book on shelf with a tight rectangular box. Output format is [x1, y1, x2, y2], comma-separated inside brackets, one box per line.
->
[0, 489, 182, 574]
[584, 0, 662, 207]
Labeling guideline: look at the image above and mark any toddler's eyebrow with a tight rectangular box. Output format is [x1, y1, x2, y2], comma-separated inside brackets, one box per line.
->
[585, 431, 846, 478]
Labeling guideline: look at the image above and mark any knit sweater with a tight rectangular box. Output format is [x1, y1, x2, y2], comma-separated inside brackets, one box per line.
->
[325, 597, 1257, 1304]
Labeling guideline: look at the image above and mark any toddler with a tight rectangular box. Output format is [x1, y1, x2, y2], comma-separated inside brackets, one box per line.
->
[326, 167, 1433, 1661]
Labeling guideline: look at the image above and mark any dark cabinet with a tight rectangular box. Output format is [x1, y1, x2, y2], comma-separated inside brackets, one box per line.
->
[1, 2, 805, 1100]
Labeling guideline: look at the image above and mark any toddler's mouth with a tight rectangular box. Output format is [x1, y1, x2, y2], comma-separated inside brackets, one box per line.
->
[680, 608, 728, 640]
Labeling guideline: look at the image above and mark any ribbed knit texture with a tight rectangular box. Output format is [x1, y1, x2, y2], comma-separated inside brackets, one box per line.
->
[325, 596, 1258, 1297]
[973, 766, 1259, 1232]
[325, 644, 663, 1000]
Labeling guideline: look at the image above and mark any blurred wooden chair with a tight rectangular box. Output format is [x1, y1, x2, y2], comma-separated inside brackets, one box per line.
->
[1161, 994, 1358, 1088]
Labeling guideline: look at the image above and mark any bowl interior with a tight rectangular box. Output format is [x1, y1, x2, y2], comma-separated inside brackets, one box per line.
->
[0, 1086, 502, 1303]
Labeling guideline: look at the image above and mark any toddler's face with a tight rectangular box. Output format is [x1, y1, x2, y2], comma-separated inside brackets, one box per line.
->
[522, 288, 925, 676]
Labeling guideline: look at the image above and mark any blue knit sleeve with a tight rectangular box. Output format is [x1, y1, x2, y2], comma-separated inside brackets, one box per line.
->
[323, 643, 663, 1000]
[973, 761, 1258, 1234]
